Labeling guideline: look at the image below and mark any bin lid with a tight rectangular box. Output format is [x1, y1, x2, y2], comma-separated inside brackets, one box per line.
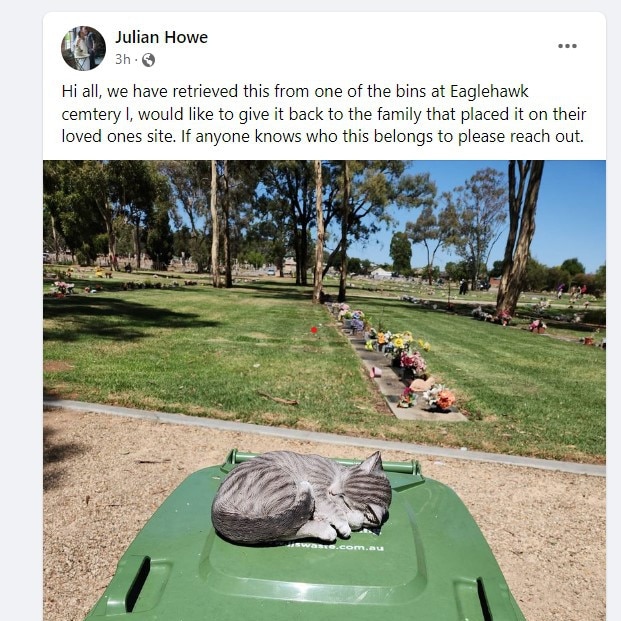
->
[85, 450, 525, 621]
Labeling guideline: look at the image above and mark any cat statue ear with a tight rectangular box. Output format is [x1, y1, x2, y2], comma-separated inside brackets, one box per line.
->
[358, 451, 384, 474]
[367, 502, 387, 524]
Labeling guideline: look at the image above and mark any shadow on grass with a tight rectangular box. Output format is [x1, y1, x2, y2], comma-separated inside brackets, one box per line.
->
[43, 295, 221, 342]
[233, 281, 314, 302]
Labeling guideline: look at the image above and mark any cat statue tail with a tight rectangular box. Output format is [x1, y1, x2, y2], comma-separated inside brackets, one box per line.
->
[211, 477, 315, 545]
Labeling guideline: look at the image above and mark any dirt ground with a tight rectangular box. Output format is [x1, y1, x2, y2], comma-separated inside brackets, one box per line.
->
[43, 408, 605, 621]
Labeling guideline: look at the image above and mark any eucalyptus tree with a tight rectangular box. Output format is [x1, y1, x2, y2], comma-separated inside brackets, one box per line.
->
[172, 225, 192, 264]
[43, 202, 64, 260]
[107, 161, 162, 269]
[560, 257, 586, 277]
[210, 160, 220, 286]
[592, 264, 606, 296]
[447, 167, 508, 288]
[389, 231, 412, 275]
[144, 169, 173, 269]
[312, 159, 325, 303]
[75, 161, 118, 266]
[242, 194, 291, 273]
[158, 160, 212, 272]
[496, 161, 545, 314]
[145, 203, 174, 270]
[43, 160, 108, 264]
[262, 161, 316, 285]
[321, 161, 436, 301]
[218, 161, 266, 287]
[43, 160, 77, 260]
[405, 195, 457, 284]
[338, 160, 352, 301]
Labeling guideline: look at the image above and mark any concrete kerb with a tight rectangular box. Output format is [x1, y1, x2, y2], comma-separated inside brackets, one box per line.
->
[43, 399, 605, 477]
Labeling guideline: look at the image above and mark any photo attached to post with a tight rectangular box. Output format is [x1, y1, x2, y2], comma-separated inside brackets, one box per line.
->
[41, 10, 608, 621]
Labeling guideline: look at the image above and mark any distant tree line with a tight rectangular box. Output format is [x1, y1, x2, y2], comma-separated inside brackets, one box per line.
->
[43, 160, 434, 296]
[388, 162, 604, 306]
[44, 159, 601, 307]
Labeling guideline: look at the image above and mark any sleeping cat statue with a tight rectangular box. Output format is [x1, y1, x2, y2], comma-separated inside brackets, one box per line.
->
[211, 450, 392, 545]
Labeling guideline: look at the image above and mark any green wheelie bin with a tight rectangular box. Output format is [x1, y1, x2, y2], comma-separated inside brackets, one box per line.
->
[85, 449, 525, 621]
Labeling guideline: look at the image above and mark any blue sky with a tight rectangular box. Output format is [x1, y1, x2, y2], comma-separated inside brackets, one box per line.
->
[346, 160, 606, 274]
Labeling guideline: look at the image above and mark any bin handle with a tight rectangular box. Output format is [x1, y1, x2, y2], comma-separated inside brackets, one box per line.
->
[227, 449, 421, 475]
[105, 555, 151, 614]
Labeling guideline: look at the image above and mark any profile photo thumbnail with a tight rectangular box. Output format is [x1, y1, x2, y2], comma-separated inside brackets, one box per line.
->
[61, 26, 106, 71]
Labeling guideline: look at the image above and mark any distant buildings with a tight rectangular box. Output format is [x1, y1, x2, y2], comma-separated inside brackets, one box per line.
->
[370, 267, 393, 279]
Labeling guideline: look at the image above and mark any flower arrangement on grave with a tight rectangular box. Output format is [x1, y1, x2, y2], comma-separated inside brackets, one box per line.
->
[383, 331, 406, 357]
[496, 308, 512, 326]
[363, 326, 377, 350]
[382, 334, 399, 363]
[376, 330, 390, 352]
[351, 318, 364, 331]
[582, 327, 600, 346]
[337, 304, 351, 321]
[390, 334, 405, 352]
[51, 281, 74, 296]
[423, 384, 456, 411]
[400, 350, 427, 377]
[84, 284, 103, 294]
[381, 331, 429, 375]
[472, 305, 494, 322]
[53, 281, 69, 294]
[529, 318, 547, 333]
[350, 310, 365, 332]
[398, 385, 417, 408]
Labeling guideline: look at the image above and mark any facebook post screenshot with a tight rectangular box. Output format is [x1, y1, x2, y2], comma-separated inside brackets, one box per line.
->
[11, 5, 616, 621]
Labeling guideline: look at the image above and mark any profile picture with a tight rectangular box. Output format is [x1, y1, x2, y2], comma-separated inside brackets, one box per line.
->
[61, 26, 106, 71]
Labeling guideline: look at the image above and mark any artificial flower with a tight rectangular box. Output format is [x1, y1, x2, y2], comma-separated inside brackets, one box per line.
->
[436, 390, 456, 409]
[398, 385, 417, 408]
[400, 350, 427, 376]
[423, 384, 456, 410]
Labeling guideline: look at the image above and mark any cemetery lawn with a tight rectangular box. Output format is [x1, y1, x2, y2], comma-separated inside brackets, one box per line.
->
[43, 277, 605, 463]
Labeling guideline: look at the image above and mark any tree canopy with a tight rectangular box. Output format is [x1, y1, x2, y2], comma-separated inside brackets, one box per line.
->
[43, 160, 604, 298]
[389, 232, 412, 274]
[447, 167, 507, 286]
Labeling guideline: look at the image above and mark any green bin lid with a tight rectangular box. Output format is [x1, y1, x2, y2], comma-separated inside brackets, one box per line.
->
[85, 449, 525, 620]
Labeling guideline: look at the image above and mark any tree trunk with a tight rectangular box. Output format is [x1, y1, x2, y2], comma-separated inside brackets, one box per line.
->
[299, 226, 309, 286]
[424, 240, 433, 285]
[133, 217, 142, 269]
[313, 160, 324, 304]
[50, 213, 60, 262]
[338, 161, 351, 303]
[222, 161, 233, 288]
[496, 161, 545, 314]
[95, 195, 117, 270]
[210, 160, 220, 287]
[294, 229, 303, 286]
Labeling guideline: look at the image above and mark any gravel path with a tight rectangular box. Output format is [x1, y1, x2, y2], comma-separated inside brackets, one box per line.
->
[43, 408, 605, 621]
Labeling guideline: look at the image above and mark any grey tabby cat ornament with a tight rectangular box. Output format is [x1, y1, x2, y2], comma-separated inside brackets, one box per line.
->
[211, 450, 392, 545]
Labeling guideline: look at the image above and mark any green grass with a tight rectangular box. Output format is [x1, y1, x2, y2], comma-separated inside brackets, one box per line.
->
[44, 279, 383, 428]
[43, 273, 605, 463]
[341, 291, 605, 461]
